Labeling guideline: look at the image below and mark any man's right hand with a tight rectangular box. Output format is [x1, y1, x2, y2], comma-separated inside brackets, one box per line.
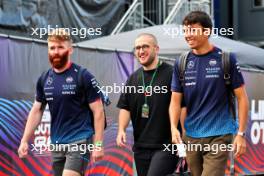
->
[18, 141, 29, 158]
[116, 131, 127, 147]
[171, 128, 182, 144]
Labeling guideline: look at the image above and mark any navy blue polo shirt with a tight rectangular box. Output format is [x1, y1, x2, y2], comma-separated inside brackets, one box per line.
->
[36, 63, 100, 144]
[171, 47, 244, 138]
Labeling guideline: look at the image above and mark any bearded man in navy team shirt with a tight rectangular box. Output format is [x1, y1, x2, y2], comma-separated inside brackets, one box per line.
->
[18, 29, 105, 176]
[169, 11, 249, 176]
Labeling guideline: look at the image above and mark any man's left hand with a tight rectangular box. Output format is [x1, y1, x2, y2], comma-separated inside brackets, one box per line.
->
[233, 135, 246, 158]
[92, 147, 104, 162]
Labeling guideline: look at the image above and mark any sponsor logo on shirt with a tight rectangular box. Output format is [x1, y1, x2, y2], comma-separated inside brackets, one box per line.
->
[187, 61, 195, 69]
[205, 74, 219, 78]
[185, 82, 196, 86]
[47, 77, 53, 85]
[185, 76, 196, 80]
[185, 70, 197, 74]
[46, 97, 53, 101]
[205, 67, 220, 79]
[236, 63, 241, 72]
[62, 84, 77, 95]
[44, 87, 54, 90]
[209, 59, 217, 66]
[66, 76, 74, 83]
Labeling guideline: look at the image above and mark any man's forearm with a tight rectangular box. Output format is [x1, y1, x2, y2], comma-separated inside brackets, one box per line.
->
[237, 95, 249, 132]
[180, 107, 187, 132]
[93, 108, 105, 142]
[169, 103, 181, 130]
[118, 109, 130, 133]
[21, 104, 44, 143]
[234, 86, 249, 133]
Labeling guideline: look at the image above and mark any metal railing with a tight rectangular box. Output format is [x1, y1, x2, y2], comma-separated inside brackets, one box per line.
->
[111, 0, 169, 35]
[164, 0, 212, 25]
[164, 0, 185, 25]
[111, 0, 144, 35]
[111, 0, 212, 35]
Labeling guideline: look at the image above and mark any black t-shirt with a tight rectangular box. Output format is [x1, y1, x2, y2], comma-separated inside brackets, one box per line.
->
[117, 62, 181, 149]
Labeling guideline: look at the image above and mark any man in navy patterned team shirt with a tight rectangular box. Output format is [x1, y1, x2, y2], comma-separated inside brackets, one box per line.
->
[18, 29, 105, 176]
[169, 11, 249, 176]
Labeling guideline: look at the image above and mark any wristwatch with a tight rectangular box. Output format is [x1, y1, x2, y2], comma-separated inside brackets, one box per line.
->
[237, 131, 246, 137]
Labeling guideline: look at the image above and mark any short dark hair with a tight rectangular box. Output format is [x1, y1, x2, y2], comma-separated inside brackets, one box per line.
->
[182, 11, 212, 30]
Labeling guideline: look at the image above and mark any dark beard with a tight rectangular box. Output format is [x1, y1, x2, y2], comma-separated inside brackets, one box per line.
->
[48, 50, 69, 69]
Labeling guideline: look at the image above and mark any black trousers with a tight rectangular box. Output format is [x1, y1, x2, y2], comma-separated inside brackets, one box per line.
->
[134, 147, 179, 176]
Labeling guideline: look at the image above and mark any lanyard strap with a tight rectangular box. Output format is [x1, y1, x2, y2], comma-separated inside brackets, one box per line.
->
[141, 60, 161, 104]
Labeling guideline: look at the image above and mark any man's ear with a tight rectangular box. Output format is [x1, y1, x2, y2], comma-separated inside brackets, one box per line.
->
[68, 46, 73, 55]
[155, 45, 160, 53]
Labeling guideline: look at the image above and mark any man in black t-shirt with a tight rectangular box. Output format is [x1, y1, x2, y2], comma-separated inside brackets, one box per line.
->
[116, 33, 181, 176]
